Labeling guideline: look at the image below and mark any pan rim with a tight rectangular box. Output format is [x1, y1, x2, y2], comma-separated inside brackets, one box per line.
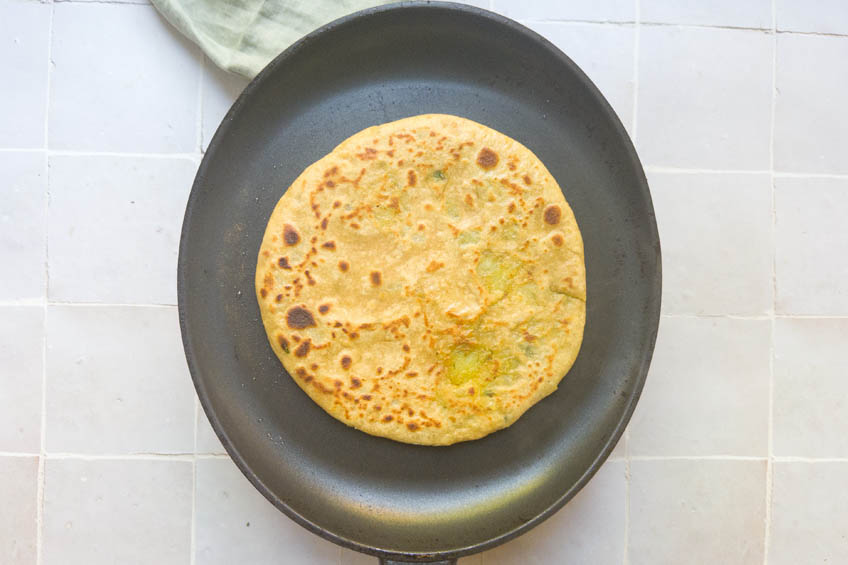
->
[178, 1, 661, 561]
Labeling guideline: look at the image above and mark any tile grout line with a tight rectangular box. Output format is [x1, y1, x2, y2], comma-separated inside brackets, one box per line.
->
[0, 299, 46, 307]
[36, 3, 56, 563]
[498, 17, 848, 38]
[54, 0, 150, 4]
[523, 17, 635, 27]
[43, 149, 203, 160]
[35, 453, 202, 460]
[195, 56, 205, 155]
[629, 455, 768, 461]
[623, 425, 631, 565]
[662, 313, 771, 320]
[775, 28, 848, 38]
[40, 301, 176, 308]
[765, 315, 775, 563]
[772, 171, 848, 179]
[623, 437, 631, 565]
[189, 48, 205, 565]
[639, 20, 771, 33]
[645, 166, 771, 174]
[773, 456, 848, 463]
[630, 2, 640, 144]
[646, 167, 848, 178]
[764, 2, 778, 563]
[190, 397, 199, 565]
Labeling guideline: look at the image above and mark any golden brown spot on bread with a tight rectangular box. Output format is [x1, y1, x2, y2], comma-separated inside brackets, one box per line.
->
[383, 415, 394, 422]
[325, 180, 335, 188]
[286, 306, 316, 329]
[350, 222, 360, 229]
[508, 202, 516, 213]
[283, 224, 300, 246]
[323, 166, 338, 178]
[402, 344, 410, 352]
[500, 178, 523, 196]
[333, 200, 341, 208]
[321, 241, 336, 250]
[338, 261, 349, 272]
[278, 256, 291, 269]
[318, 304, 330, 315]
[275, 294, 283, 303]
[370, 271, 382, 286]
[477, 148, 498, 169]
[320, 218, 329, 230]
[406, 422, 419, 431]
[465, 193, 474, 207]
[407, 170, 417, 187]
[277, 335, 289, 353]
[523, 175, 532, 185]
[357, 147, 378, 160]
[552, 234, 564, 246]
[426, 261, 444, 273]
[294, 340, 311, 357]
[544, 205, 562, 225]
[259, 288, 268, 298]
[341, 356, 352, 369]
[350, 377, 362, 389]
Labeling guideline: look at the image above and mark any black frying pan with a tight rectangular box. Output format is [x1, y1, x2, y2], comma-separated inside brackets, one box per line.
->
[178, 3, 661, 563]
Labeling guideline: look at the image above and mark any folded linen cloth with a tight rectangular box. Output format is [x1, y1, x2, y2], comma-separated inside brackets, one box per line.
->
[152, 0, 391, 78]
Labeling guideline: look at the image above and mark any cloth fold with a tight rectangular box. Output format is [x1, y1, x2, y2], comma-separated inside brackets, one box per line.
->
[151, 0, 390, 78]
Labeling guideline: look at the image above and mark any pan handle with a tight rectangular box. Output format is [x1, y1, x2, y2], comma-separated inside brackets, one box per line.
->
[380, 557, 456, 565]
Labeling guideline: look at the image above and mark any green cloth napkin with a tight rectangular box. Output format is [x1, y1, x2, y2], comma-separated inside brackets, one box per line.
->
[152, 0, 392, 78]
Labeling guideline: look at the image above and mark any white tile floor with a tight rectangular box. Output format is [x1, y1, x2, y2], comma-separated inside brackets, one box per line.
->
[1, 0, 848, 563]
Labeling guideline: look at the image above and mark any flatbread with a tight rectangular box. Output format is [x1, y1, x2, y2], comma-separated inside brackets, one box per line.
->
[256, 114, 585, 445]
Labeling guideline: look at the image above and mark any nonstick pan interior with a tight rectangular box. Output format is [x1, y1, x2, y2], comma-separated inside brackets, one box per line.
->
[179, 3, 661, 562]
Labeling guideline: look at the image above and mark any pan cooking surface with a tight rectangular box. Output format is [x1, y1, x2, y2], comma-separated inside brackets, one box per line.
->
[178, 2, 660, 561]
